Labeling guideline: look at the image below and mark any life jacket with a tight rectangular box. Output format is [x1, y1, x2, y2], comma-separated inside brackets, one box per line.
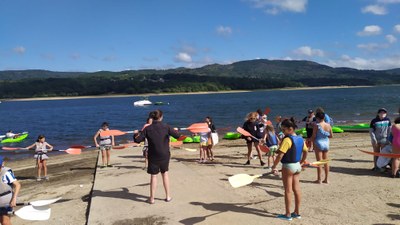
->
[281, 135, 304, 164]
[266, 131, 278, 147]
[0, 167, 13, 208]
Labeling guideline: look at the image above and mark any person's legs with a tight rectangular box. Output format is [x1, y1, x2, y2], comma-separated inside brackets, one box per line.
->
[314, 148, 322, 183]
[100, 149, 106, 166]
[392, 147, 400, 177]
[106, 148, 111, 165]
[149, 174, 157, 203]
[372, 143, 380, 168]
[322, 151, 329, 183]
[254, 143, 264, 166]
[292, 173, 301, 216]
[0, 214, 11, 225]
[43, 160, 47, 177]
[282, 168, 293, 217]
[37, 160, 43, 178]
[245, 142, 252, 164]
[161, 172, 171, 201]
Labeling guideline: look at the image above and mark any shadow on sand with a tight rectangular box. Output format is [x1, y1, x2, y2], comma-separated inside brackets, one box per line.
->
[179, 200, 277, 225]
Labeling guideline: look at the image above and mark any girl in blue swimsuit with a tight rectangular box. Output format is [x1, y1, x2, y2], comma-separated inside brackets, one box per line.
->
[311, 112, 333, 184]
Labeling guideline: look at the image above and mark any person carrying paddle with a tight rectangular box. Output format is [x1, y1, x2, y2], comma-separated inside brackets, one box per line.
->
[311, 112, 333, 184]
[94, 122, 115, 168]
[391, 116, 400, 178]
[133, 110, 182, 204]
[302, 109, 315, 152]
[370, 108, 391, 171]
[242, 112, 265, 166]
[0, 156, 21, 225]
[206, 116, 217, 161]
[271, 118, 308, 221]
[26, 135, 53, 181]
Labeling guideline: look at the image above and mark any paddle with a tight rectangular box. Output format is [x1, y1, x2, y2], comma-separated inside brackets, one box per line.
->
[264, 107, 271, 115]
[228, 160, 329, 188]
[14, 205, 50, 221]
[99, 129, 133, 136]
[179, 123, 210, 133]
[1, 147, 81, 154]
[236, 127, 269, 153]
[358, 149, 400, 158]
[17, 197, 62, 207]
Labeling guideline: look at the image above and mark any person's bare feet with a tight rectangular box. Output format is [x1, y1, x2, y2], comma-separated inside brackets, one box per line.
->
[314, 180, 322, 184]
[323, 180, 329, 184]
[148, 198, 155, 204]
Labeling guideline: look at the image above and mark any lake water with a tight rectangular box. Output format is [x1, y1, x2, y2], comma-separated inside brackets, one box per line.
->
[1, 85, 399, 160]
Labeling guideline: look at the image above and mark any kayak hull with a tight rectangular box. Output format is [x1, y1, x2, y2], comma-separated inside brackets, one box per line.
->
[1, 133, 29, 143]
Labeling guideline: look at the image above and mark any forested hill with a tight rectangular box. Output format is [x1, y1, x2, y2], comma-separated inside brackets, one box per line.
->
[1, 59, 400, 98]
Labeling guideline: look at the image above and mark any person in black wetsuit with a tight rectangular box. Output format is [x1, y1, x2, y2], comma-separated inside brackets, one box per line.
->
[134, 110, 182, 204]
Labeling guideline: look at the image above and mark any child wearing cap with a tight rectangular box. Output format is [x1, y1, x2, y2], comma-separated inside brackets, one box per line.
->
[370, 108, 391, 171]
[0, 156, 21, 225]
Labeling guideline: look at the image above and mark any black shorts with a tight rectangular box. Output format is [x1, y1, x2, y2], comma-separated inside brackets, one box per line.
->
[147, 159, 170, 175]
[0, 206, 12, 215]
[306, 128, 313, 138]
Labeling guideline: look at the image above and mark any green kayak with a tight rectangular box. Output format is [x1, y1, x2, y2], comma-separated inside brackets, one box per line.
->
[295, 126, 343, 138]
[336, 123, 369, 132]
[170, 136, 178, 142]
[223, 132, 241, 140]
[182, 136, 194, 143]
[192, 136, 200, 143]
[1, 133, 29, 144]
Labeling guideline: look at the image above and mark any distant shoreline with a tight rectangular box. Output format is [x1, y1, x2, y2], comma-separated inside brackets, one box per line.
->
[4, 85, 374, 102]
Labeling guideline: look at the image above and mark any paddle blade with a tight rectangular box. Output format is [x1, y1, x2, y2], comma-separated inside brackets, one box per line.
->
[236, 127, 251, 137]
[187, 123, 208, 130]
[187, 128, 210, 133]
[170, 141, 183, 147]
[64, 148, 81, 155]
[123, 142, 141, 147]
[177, 135, 187, 141]
[228, 174, 261, 188]
[184, 148, 197, 152]
[15, 205, 51, 221]
[112, 145, 125, 150]
[259, 145, 270, 153]
[1, 147, 21, 151]
[69, 145, 87, 149]
[29, 197, 62, 207]
[264, 107, 271, 115]
[100, 130, 126, 136]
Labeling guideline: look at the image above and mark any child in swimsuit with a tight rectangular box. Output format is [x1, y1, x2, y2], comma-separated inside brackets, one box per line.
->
[94, 122, 115, 168]
[311, 112, 333, 184]
[26, 135, 53, 181]
[264, 124, 280, 169]
[391, 116, 400, 178]
[272, 118, 308, 221]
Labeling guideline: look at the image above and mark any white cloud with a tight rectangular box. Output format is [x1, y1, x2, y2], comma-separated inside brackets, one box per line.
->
[361, 5, 387, 15]
[357, 43, 388, 51]
[357, 25, 382, 36]
[216, 26, 233, 36]
[175, 52, 192, 63]
[246, 0, 308, 14]
[13, 46, 26, 54]
[386, 34, 397, 43]
[377, 0, 400, 3]
[327, 54, 400, 70]
[394, 24, 400, 33]
[293, 46, 325, 57]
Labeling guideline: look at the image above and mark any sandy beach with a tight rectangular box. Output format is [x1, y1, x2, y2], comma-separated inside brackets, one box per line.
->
[6, 132, 400, 225]
[3, 85, 379, 102]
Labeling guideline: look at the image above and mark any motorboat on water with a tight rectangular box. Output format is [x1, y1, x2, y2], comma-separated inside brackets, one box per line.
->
[133, 99, 152, 106]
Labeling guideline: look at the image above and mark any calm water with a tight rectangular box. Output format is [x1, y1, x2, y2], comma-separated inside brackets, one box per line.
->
[1, 85, 399, 160]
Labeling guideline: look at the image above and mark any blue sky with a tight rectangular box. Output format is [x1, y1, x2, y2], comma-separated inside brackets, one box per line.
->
[1, 0, 400, 72]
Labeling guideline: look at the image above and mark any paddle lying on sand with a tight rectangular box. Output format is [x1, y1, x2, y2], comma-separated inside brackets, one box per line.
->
[17, 197, 62, 207]
[228, 160, 330, 188]
[169, 141, 196, 151]
[358, 149, 400, 158]
[14, 205, 51, 221]
[236, 127, 270, 153]
[1, 147, 81, 154]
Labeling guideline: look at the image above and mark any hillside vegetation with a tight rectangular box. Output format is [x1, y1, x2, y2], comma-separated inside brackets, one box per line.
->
[1, 59, 399, 98]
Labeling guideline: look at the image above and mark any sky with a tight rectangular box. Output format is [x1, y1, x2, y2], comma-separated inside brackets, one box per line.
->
[1, 0, 400, 72]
